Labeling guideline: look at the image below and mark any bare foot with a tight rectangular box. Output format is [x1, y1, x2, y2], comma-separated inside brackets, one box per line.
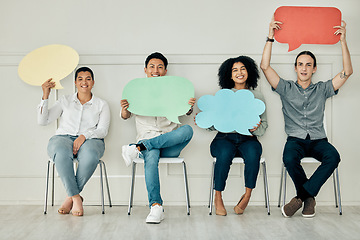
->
[214, 191, 227, 216]
[71, 195, 84, 216]
[58, 196, 73, 214]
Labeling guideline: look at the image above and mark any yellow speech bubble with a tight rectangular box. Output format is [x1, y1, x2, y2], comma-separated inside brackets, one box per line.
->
[18, 44, 79, 89]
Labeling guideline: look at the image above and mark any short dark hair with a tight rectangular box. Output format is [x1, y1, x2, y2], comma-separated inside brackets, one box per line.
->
[75, 66, 94, 80]
[295, 51, 317, 67]
[145, 52, 168, 69]
[218, 56, 259, 90]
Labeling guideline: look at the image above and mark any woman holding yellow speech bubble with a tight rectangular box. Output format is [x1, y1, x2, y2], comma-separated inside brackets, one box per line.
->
[38, 67, 110, 216]
[210, 56, 268, 216]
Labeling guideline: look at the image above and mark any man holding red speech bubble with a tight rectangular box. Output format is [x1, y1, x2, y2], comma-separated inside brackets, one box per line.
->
[261, 14, 352, 218]
[120, 52, 196, 224]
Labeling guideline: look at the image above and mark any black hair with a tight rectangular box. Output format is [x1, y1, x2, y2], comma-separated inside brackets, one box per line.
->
[145, 52, 168, 69]
[295, 51, 317, 67]
[75, 66, 94, 80]
[218, 56, 259, 89]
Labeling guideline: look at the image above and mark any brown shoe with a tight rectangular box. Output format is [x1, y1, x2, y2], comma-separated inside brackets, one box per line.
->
[215, 197, 227, 216]
[302, 197, 316, 218]
[281, 197, 302, 218]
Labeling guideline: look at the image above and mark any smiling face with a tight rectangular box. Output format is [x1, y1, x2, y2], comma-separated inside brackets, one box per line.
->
[231, 62, 248, 89]
[144, 58, 167, 78]
[295, 54, 317, 83]
[75, 71, 94, 93]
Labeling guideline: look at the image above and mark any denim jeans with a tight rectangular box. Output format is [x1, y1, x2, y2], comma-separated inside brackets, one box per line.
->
[139, 125, 193, 207]
[210, 132, 262, 191]
[47, 135, 105, 197]
[283, 136, 340, 197]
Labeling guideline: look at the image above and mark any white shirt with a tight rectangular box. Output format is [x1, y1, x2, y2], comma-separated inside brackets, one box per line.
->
[38, 93, 110, 139]
[133, 115, 178, 142]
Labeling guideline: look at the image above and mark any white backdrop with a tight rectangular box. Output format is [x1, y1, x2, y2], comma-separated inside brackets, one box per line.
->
[0, 0, 359, 206]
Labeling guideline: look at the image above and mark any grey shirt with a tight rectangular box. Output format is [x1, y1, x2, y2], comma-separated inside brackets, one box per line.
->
[273, 78, 338, 140]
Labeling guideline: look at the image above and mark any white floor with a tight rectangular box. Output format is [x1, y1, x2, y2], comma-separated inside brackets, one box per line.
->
[1, 205, 360, 240]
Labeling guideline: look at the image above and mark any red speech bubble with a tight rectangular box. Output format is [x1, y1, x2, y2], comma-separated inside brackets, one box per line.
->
[274, 6, 341, 52]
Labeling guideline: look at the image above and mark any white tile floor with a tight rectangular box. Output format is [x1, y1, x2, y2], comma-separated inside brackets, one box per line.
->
[1, 205, 360, 240]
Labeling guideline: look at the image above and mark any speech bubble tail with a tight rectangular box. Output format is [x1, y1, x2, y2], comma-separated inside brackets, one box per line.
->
[167, 115, 181, 124]
[53, 80, 64, 89]
[288, 43, 302, 52]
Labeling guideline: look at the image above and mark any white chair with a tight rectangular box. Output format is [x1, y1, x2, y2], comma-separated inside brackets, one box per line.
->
[208, 157, 270, 215]
[44, 158, 112, 214]
[128, 157, 190, 215]
[278, 157, 342, 215]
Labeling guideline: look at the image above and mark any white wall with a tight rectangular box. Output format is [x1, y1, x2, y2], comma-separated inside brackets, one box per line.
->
[1, 0, 359, 206]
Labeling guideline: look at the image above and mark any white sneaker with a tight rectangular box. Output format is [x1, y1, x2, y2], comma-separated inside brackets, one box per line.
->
[121, 145, 139, 167]
[146, 205, 164, 224]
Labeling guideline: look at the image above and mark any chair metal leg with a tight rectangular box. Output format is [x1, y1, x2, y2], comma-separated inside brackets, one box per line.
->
[44, 160, 51, 214]
[182, 162, 190, 215]
[333, 171, 338, 208]
[51, 163, 55, 206]
[335, 168, 342, 215]
[101, 160, 112, 207]
[278, 164, 284, 207]
[99, 161, 105, 214]
[209, 161, 215, 215]
[128, 162, 137, 215]
[262, 162, 271, 215]
[283, 167, 287, 207]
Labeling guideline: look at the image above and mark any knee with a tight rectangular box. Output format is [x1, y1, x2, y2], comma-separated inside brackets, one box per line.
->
[283, 154, 300, 169]
[182, 125, 193, 139]
[323, 150, 341, 168]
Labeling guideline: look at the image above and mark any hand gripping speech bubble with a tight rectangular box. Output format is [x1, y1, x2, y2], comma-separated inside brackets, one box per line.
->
[122, 76, 194, 124]
[18, 44, 79, 89]
[274, 6, 342, 52]
[195, 89, 265, 135]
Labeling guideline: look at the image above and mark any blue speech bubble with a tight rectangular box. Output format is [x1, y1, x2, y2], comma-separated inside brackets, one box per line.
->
[122, 76, 194, 124]
[195, 89, 265, 135]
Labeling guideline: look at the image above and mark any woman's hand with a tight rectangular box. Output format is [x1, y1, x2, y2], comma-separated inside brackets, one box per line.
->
[41, 78, 55, 100]
[268, 15, 282, 39]
[73, 135, 86, 155]
[249, 120, 262, 133]
[120, 99, 131, 119]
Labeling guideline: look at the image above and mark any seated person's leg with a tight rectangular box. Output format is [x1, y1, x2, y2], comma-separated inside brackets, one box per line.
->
[305, 139, 340, 197]
[283, 137, 308, 197]
[142, 149, 162, 207]
[76, 138, 105, 192]
[238, 139, 262, 190]
[140, 125, 193, 152]
[47, 135, 80, 197]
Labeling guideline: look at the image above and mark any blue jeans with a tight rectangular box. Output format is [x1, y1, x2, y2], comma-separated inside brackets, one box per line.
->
[283, 136, 340, 197]
[47, 135, 105, 197]
[139, 125, 193, 207]
[210, 132, 262, 191]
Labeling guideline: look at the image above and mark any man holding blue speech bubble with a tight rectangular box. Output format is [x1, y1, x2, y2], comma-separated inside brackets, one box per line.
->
[120, 52, 195, 224]
[261, 16, 352, 218]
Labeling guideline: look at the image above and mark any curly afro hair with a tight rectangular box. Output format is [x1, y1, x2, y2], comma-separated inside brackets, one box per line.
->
[218, 56, 259, 89]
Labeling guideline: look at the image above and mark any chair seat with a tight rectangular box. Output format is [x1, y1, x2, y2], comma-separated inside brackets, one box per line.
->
[213, 157, 265, 164]
[134, 157, 185, 164]
[300, 157, 320, 163]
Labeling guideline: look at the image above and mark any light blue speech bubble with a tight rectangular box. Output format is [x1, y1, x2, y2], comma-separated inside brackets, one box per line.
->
[122, 76, 194, 124]
[195, 89, 265, 135]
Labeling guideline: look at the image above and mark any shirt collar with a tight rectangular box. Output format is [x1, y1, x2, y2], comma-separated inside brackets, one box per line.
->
[295, 81, 314, 91]
[71, 92, 94, 105]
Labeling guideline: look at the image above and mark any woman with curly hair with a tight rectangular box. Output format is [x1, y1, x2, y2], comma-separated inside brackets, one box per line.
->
[210, 56, 268, 216]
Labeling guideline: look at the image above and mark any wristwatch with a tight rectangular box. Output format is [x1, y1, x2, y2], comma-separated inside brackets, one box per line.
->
[266, 37, 274, 42]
